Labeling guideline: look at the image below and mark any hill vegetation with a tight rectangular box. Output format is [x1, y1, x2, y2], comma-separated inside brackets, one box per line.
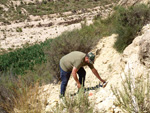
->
[0, 0, 117, 24]
[0, 2, 150, 113]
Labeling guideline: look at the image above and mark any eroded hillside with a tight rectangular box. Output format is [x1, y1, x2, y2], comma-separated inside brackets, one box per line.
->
[36, 22, 150, 113]
[0, 0, 117, 52]
[1, 0, 150, 113]
[0, 4, 114, 51]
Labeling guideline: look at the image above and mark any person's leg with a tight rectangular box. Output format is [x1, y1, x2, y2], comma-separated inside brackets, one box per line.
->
[77, 67, 86, 87]
[60, 66, 71, 97]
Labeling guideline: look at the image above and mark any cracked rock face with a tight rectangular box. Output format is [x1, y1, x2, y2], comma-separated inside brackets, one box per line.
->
[139, 30, 150, 68]
[122, 24, 150, 79]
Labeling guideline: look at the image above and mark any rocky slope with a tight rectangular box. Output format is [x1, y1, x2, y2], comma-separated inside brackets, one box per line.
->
[1, 0, 150, 112]
[37, 22, 150, 113]
[1, 0, 149, 52]
[38, 33, 122, 113]
[122, 24, 150, 78]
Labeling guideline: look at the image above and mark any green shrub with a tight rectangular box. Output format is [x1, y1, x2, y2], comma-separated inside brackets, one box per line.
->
[0, 43, 48, 75]
[0, 39, 53, 111]
[0, 65, 53, 113]
[0, 84, 15, 112]
[0, 71, 46, 113]
[0, 7, 3, 14]
[111, 73, 150, 113]
[16, 27, 22, 32]
[113, 4, 150, 52]
[0, 71, 20, 113]
[0, 12, 114, 80]
[24, 0, 116, 16]
[45, 23, 101, 80]
[44, 13, 116, 81]
[0, 0, 8, 5]
[0, 0, 117, 22]
[54, 87, 94, 113]
[22, 62, 54, 85]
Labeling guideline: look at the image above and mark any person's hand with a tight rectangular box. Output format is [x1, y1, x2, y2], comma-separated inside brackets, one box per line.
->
[77, 83, 81, 89]
[102, 81, 108, 88]
[101, 79, 106, 84]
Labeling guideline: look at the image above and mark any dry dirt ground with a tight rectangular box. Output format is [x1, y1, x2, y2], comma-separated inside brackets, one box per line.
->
[0, 4, 113, 52]
[2, 0, 150, 113]
[39, 34, 124, 113]
[1, 4, 120, 112]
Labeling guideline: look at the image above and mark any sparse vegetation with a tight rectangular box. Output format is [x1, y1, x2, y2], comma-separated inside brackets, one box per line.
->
[0, 0, 8, 5]
[0, 1, 150, 113]
[12, 82, 47, 113]
[111, 73, 150, 113]
[16, 27, 23, 32]
[0, 0, 117, 23]
[112, 4, 150, 52]
[0, 12, 114, 112]
[0, 13, 114, 78]
[0, 72, 47, 113]
[46, 19, 114, 80]
[24, 0, 116, 16]
[93, 4, 150, 53]
[0, 7, 3, 14]
[54, 87, 95, 113]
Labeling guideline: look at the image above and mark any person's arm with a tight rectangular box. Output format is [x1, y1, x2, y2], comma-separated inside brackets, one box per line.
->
[91, 68, 105, 83]
[72, 67, 81, 89]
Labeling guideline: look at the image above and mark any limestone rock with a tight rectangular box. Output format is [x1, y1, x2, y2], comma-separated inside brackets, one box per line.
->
[96, 94, 116, 112]
[139, 30, 150, 68]
[122, 24, 150, 79]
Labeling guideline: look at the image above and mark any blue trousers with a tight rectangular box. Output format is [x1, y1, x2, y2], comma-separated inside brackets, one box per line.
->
[60, 66, 86, 96]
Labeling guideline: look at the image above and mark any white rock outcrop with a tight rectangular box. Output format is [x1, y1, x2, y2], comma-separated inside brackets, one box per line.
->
[122, 24, 150, 79]
[40, 23, 150, 112]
